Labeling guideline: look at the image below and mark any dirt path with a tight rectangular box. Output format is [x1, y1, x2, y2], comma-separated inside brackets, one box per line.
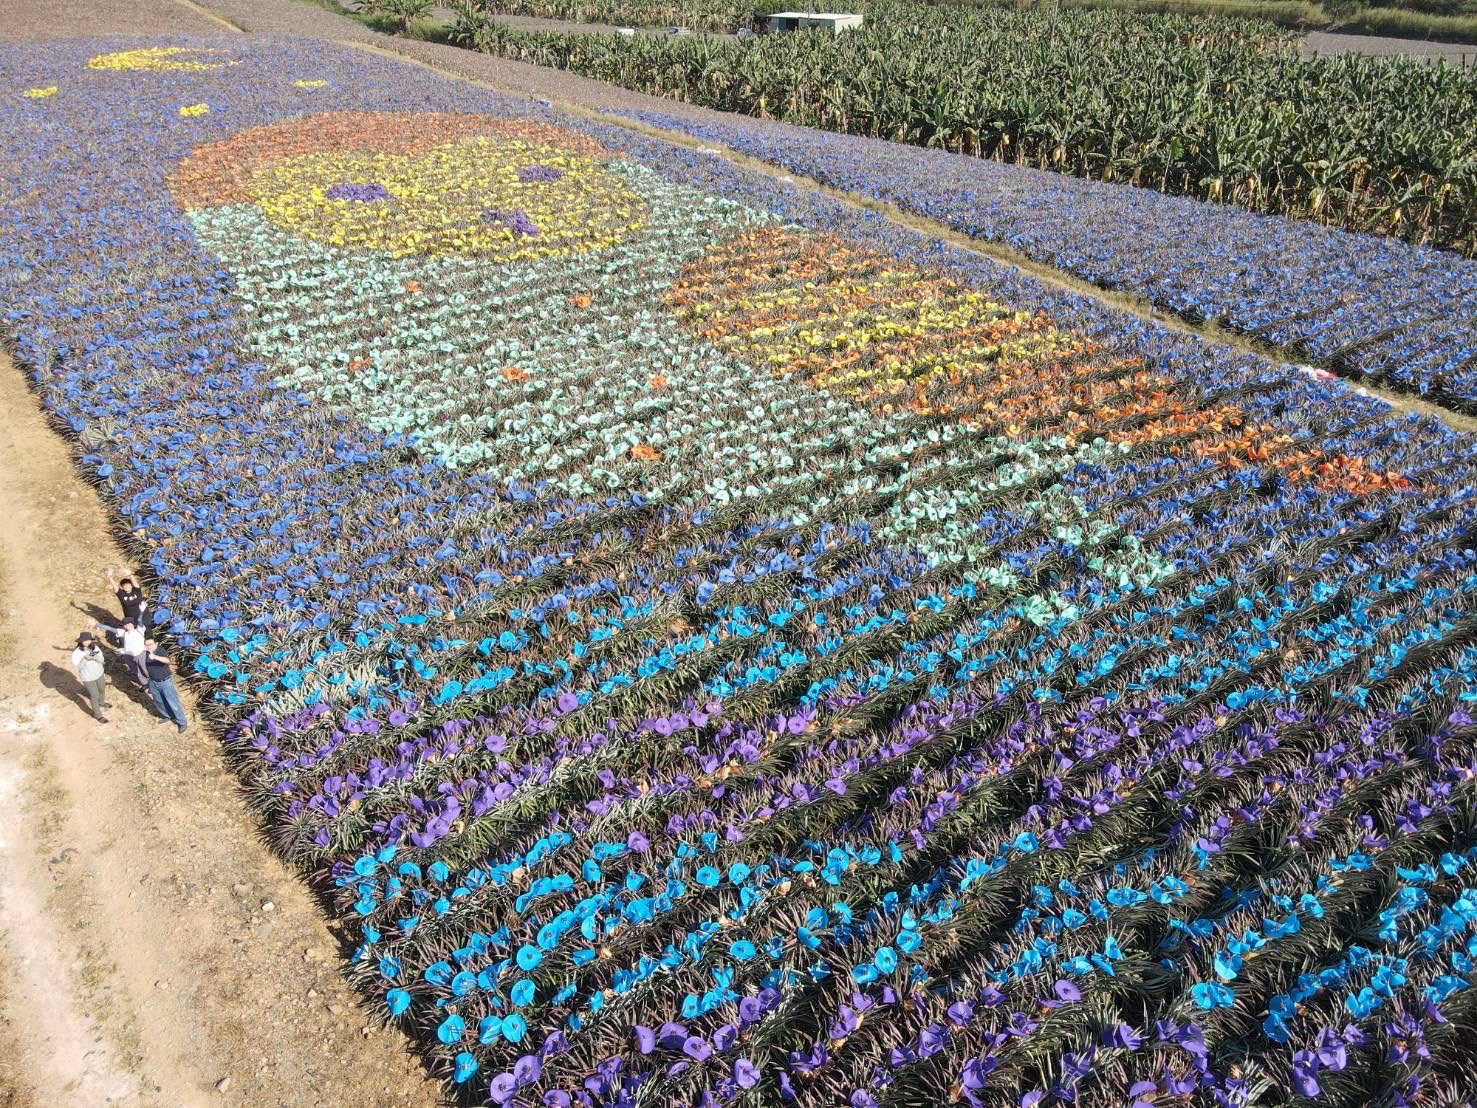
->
[0, 0, 229, 39]
[0, 354, 440, 1108]
[1301, 29, 1474, 63]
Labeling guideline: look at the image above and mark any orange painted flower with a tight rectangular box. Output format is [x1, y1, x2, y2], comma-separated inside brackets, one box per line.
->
[569, 292, 593, 310]
[403, 280, 422, 294]
[649, 375, 668, 389]
[347, 357, 370, 372]
[500, 366, 530, 383]
[629, 444, 662, 462]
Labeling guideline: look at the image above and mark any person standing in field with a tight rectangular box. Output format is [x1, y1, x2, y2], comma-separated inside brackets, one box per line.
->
[107, 566, 144, 625]
[70, 631, 113, 723]
[96, 618, 149, 686]
[142, 637, 188, 733]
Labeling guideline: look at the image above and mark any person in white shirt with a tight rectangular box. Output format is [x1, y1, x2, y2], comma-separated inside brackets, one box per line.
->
[97, 619, 148, 686]
[70, 632, 112, 723]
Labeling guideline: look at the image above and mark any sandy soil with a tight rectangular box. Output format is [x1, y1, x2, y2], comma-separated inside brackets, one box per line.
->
[0, 353, 440, 1108]
[0, 0, 230, 39]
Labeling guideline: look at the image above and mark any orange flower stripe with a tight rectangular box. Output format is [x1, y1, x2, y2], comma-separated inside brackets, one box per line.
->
[167, 112, 614, 210]
[672, 228, 1413, 494]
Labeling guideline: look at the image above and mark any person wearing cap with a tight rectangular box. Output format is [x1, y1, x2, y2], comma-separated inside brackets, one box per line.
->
[141, 637, 187, 733]
[70, 632, 113, 723]
[96, 618, 149, 686]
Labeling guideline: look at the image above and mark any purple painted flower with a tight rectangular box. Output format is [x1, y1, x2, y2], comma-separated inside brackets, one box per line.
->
[919, 1023, 949, 1056]
[1104, 1022, 1142, 1050]
[830, 1005, 859, 1039]
[482, 207, 539, 237]
[734, 1058, 761, 1089]
[325, 181, 390, 202]
[517, 164, 565, 182]
[1053, 979, 1081, 1002]
[1291, 1049, 1320, 1097]
[513, 1054, 543, 1085]
[712, 1023, 738, 1054]
[1315, 1027, 1348, 1070]
[633, 1025, 656, 1054]
[682, 1035, 712, 1061]
[1063, 1049, 1094, 1080]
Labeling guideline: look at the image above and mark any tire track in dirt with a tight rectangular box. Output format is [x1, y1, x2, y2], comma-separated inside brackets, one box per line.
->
[0, 712, 138, 1106]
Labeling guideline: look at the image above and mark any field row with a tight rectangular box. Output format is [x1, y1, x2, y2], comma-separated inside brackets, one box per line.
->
[3, 33, 1476, 1108]
[611, 105, 1477, 410]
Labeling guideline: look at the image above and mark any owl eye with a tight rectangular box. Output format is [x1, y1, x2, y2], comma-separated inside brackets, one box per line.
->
[325, 182, 390, 202]
[482, 208, 539, 237]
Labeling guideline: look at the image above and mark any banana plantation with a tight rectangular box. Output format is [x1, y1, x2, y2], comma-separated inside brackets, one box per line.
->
[452, 2, 1477, 253]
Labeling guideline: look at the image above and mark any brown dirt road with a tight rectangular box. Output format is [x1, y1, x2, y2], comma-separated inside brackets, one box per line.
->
[0, 354, 440, 1107]
[0, 0, 231, 39]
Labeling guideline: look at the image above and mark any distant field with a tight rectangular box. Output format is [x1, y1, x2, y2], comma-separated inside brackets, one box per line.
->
[441, 0, 1477, 41]
[450, 3, 1477, 256]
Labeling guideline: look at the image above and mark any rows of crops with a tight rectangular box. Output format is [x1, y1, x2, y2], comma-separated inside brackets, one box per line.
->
[445, 0, 1291, 35]
[451, 2, 1477, 257]
[457, 0, 791, 33]
[614, 107, 1477, 409]
[5, 33, 1477, 1108]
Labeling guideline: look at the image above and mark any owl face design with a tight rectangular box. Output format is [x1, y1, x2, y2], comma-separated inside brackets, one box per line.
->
[172, 111, 1211, 616]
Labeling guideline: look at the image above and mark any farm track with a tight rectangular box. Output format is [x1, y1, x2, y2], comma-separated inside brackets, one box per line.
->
[0, 3, 1474, 1104]
[1301, 29, 1475, 63]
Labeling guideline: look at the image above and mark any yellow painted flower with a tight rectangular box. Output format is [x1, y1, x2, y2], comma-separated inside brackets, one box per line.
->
[87, 47, 233, 72]
[23, 86, 58, 98]
[179, 103, 211, 118]
[246, 136, 645, 260]
[293, 80, 327, 88]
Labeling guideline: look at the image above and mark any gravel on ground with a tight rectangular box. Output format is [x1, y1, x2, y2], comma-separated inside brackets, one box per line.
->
[1301, 29, 1474, 62]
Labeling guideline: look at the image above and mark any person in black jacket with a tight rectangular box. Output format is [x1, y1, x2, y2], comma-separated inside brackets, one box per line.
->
[141, 637, 187, 733]
[106, 565, 144, 625]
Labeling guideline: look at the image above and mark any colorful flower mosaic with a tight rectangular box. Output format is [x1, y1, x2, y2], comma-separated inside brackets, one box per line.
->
[2, 34, 1476, 1108]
